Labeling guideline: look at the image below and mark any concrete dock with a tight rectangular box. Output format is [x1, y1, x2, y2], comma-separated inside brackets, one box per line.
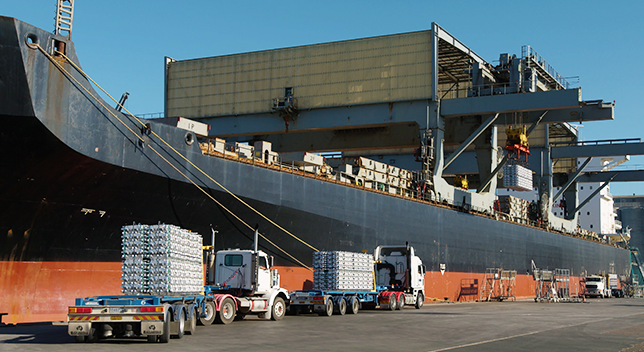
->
[1, 298, 643, 352]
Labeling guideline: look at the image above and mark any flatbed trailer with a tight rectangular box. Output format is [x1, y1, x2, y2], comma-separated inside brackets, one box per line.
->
[288, 286, 414, 316]
[68, 294, 205, 343]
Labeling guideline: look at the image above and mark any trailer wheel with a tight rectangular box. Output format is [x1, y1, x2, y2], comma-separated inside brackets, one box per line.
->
[415, 292, 424, 309]
[319, 298, 333, 316]
[396, 293, 405, 310]
[215, 297, 236, 325]
[176, 308, 185, 339]
[159, 310, 171, 343]
[271, 297, 286, 321]
[186, 307, 197, 335]
[334, 298, 347, 315]
[388, 294, 396, 311]
[347, 297, 359, 314]
[199, 301, 216, 325]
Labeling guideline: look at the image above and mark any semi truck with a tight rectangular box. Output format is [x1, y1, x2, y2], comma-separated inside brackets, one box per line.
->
[584, 275, 611, 298]
[288, 244, 426, 315]
[67, 229, 288, 343]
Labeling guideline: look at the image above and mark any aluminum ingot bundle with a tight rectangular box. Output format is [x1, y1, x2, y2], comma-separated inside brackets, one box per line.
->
[498, 195, 531, 219]
[313, 251, 374, 290]
[121, 223, 203, 295]
[503, 164, 533, 191]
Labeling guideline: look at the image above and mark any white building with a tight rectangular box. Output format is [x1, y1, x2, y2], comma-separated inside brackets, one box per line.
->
[497, 156, 629, 234]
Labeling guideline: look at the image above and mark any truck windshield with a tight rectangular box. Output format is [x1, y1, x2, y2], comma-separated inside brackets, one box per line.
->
[586, 277, 601, 282]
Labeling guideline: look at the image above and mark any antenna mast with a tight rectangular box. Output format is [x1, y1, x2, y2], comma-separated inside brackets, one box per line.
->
[55, 0, 74, 39]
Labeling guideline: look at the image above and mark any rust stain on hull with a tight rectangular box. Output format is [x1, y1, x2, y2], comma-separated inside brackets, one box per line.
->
[0, 261, 586, 324]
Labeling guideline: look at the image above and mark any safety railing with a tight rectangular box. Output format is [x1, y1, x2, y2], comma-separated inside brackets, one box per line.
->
[521, 45, 571, 89]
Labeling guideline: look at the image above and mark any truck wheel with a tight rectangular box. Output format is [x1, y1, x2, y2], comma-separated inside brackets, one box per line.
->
[74, 336, 85, 343]
[334, 298, 347, 315]
[286, 305, 300, 316]
[415, 292, 424, 309]
[319, 298, 333, 316]
[147, 335, 158, 343]
[159, 310, 171, 343]
[176, 308, 185, 339]
[186, 307, 197, 335]
[86, 327, 99, 343]
[215, 297, 236, 325]
[388, 294, 396, 311]
[347, 297, 359, 314]
[396, 293, 405, 310]
[271, 297, 286, 321]
[199, 301, 216, 325]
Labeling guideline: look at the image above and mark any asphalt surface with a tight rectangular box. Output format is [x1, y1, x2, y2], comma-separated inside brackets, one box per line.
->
[2, 298, 644, 352]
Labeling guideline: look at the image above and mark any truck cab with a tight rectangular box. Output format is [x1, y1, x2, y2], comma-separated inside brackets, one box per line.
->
[206, 246, 289, 322]
[213, 249, 280, 294]
[374, 244, 426, 307]
[584, 275, 610, 298]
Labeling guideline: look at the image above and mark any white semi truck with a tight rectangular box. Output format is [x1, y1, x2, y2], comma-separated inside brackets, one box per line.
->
[289, 244, 426, 315]
[584, 275, 611, 298]
[68, 229, 289, 343]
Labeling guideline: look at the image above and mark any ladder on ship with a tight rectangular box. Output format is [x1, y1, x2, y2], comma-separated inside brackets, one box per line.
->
[55, 0, 74, 39]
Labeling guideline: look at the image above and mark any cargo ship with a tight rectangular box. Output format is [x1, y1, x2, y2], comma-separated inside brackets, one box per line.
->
[0, 13, 632, 324]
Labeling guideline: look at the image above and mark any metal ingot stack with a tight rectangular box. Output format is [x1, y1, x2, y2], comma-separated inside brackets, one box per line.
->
[498, 195, 530, 219]
[313, 251, 374, 290]
[503, 164, 533, 191]
[121, 224, 151, 294]
[121, 223, 203, 295]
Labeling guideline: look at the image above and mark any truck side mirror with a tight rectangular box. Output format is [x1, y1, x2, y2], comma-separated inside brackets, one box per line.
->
[269, 256, 274, 268]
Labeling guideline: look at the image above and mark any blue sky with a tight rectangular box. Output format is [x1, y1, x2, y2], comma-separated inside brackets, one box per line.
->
[4, 1, 644, 195]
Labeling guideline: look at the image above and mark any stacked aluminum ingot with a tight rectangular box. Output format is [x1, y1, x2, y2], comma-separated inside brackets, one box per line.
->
[503, 164, 533, 191]
[498, 195, 530, 219]
[121, 223, 203, 295]
[313, 251, 374, 290]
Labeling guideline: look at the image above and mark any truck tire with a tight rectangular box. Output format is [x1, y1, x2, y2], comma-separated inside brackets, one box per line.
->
[147, 335, 158, 343]
[319, 298, 333, 316]
[286, 305, 300, 316]
[86, 327, 99, 343]
[396, 293, 405, 310]
[271, 297, 286, 321]
[159, 310, 171, 343]
[74, 336, 85, 343]
[176, 308, 185, 339]
[186, 307, 197, 335]
[347, 297, 359, 314]
[415, 292, 424, 309]
[215, 297, 236, 325]
[199, 301, 216, 325]
[334, 298, 347, 315]
[388, 294, 396, 311]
